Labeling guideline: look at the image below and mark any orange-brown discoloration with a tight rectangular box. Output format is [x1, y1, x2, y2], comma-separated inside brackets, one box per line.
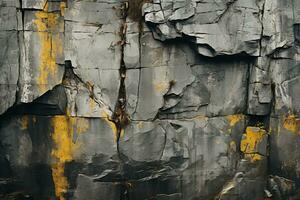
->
[20, 116, 29, 130]
[227, 114, 244, 127]
[283, 114, 300, 135]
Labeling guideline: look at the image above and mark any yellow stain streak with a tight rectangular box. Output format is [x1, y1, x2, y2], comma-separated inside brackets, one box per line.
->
[34, 7, 63, 94]
[20, 116, 29, 130]
[89, 98, 97, 115]
[51, 116, 89, 200]
[240, 127, 266, 163]
[60, 2, 66, 16]
[283, 114, 300, 134]
[227, 114, 244, 127]
[101, 111, 118, 141]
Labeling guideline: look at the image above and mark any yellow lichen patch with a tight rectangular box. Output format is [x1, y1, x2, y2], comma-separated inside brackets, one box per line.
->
[89, 98, 97, 115]
[20, 116, 29, 130]
[101, 111, 118, 141]
[34, 9, 63, 94]
[283, 114, 300, 134]
[51, 116, 89, 200]
[51, 116, 71, 200]
[154, 81, 169, 93]
[71, 118, 89, 135]
[227, 114, 244, 127]
[137, 121, 144, 129]
[60, 2, 66, 16]
[240, 127, 267, 163]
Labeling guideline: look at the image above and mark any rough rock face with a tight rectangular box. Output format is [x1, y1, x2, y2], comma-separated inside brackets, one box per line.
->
[0, 0, 300, 199]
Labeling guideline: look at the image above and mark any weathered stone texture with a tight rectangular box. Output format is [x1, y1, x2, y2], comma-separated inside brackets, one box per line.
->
[0, 0, 300, 199]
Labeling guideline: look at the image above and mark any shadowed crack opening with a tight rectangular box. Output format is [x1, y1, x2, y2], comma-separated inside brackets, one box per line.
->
[112, 1, 130, 158]
[110, 2, 131, 199]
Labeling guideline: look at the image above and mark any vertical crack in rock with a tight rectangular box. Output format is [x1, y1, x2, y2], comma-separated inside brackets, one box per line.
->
[258, 0, 266, 56]
[112, 1, 130, 157]
[131, 0, 151, 118]
[111, 2, 131, 199]
[16, 0, 24, 107]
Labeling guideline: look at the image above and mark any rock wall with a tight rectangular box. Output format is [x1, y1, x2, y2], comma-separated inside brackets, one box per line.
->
[0, 0, 300, 199]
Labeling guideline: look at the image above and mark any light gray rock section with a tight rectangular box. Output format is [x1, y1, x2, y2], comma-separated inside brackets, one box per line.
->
[124, 21, 140, 69]
[18, 30, 65, 103]
[160, 59, 249, 119]
[64, 79, 113, 118]
[126, 32, 195, 120]
[0, 0, 20, 7]
[73, 68, 119, 116]
[64, 1, 121, 70]
[64, 0, 122, 113]
[262, 0, 300, 56]
[270, 59, 300, 115]
[18, 8, 65, 103]
[0, 31, 19, 115]
[21, 0, 46, 9]
[247, 57, 272, 115]
[0, 2, 20, 115]
[143, 0, 263, 56]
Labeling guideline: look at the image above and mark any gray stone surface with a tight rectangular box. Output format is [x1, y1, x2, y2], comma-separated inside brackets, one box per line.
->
[143, 0, 263, 56]
[1, 0, 300, 199]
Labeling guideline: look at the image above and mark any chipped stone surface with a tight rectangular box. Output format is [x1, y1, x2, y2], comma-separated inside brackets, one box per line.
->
[143, 0, 263, 56]
[1, 0, 300, 199]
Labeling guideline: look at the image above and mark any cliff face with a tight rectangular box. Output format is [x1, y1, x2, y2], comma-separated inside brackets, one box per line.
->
[0, 0, 300, 199]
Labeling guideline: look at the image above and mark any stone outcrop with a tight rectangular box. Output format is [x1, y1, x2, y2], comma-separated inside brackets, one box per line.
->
[0, 0, 300, 199]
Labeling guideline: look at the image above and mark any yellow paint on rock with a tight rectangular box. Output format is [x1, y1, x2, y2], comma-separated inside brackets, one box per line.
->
[283, 114, 300, 134]
[89, 98, 96, 111]
[34, 6, 63, 94]
[101, 111, 119, 141]
[60, 2, 66, 16]
[240, 126, 266, 163]
[51, 116, 89, 200]
[227, 114, 244, 127]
